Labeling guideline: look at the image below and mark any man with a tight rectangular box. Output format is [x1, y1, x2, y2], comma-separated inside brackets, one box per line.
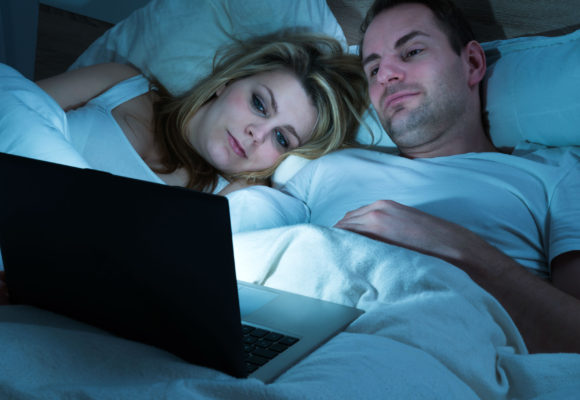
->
[283, 0, 580, 353]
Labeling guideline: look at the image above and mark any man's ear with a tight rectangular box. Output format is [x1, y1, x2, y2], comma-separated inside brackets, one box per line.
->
[464, 40, 486, 88]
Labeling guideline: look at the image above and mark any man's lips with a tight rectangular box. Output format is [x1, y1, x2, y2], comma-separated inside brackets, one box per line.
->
[383, 91, 419, 111]
[228, 132, 247, 158]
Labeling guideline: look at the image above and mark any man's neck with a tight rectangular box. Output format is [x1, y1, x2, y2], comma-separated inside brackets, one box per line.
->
[398, 124, 497, 159]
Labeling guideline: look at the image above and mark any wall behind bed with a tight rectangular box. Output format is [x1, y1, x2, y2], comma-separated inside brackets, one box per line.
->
[326, 0, 580, 45]
[40, 0, 150, 24]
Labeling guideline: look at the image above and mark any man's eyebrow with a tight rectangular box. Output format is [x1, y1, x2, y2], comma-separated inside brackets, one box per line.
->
[394, 30, 430, 49]
[362, 30, 430, 67]
[362, 53, 380, 68]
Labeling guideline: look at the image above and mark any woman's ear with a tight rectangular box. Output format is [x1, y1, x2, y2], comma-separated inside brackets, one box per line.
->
[464, 40, 486, 88]
[215, 83, 227, 97]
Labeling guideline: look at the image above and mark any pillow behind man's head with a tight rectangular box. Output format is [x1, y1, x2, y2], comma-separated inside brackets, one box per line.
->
[355, 29, 580, 149]
[482, 30, 580, 147]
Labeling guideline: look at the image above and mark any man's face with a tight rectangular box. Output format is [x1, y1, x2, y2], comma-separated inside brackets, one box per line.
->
[361, 3, 471, 152]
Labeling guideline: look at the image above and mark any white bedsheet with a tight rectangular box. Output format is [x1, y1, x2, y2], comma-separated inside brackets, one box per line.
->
[0, 63, 89, 168]
[1, 225, 579, 399]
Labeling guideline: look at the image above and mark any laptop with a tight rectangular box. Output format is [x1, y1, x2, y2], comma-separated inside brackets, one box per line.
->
[0, 152, 362, 382]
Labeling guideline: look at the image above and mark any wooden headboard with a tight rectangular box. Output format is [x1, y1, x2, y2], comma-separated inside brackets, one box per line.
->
[326, 0, 580, 45]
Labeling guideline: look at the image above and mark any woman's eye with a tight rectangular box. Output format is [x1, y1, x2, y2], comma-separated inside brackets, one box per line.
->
[252, 94, 266, 114]
[275, 130, 289, 149]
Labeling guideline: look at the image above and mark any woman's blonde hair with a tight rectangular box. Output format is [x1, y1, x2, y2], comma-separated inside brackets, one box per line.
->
[153, 30, 368, 192]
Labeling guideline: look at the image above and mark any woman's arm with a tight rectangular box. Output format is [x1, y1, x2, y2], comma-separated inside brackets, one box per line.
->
[36, 63, 141, 111]
[335, 200, 580, 354]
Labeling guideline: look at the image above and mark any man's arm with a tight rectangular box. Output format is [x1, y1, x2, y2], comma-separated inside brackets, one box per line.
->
[335, 200, 580, 354]
[552, 251, 580, 302]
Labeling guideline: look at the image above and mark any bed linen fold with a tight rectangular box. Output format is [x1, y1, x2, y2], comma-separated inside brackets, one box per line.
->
[1, 225, 579, 399]
[0, 63, 89, 168]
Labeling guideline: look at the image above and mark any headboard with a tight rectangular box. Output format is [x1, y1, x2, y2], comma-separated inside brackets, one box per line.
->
[326, 0, 580, 45]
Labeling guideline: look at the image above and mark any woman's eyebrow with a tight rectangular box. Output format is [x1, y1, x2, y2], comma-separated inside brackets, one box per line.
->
[262, 84, 301, 146]
[262, 85, 278, 114]
[284, 125, 301, 146]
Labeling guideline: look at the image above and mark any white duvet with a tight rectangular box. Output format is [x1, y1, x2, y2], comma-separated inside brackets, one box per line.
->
[2, 33, 580, 399]
[1, 225, 580, 399]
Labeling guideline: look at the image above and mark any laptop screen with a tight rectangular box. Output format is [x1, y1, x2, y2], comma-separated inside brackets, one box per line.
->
[0, 152, 247, 378]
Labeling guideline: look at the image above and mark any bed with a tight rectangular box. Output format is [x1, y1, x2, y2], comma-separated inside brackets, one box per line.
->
[1, 0, 580, 398]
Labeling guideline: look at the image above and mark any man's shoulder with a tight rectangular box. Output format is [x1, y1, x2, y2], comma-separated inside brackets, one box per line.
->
[327, 147, 400, 161]
[511, 141, 580, 163]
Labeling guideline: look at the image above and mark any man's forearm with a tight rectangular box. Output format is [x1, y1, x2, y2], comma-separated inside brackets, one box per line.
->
[335, 200, 580, 353]
[451, 232, 580, 353]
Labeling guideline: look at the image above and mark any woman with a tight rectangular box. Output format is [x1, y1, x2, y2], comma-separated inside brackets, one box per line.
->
[36, 31, 368, 195]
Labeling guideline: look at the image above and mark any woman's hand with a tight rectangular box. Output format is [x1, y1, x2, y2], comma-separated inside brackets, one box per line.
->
[0, 271, 10, 305]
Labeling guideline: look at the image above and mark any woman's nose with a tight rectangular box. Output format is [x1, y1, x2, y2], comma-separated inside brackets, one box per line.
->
[246, 123, 269, 143]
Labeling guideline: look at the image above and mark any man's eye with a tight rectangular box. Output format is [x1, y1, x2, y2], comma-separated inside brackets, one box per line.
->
[275, 130, 289, 149]
[404, 49, 423, 59]
[369, 67, 378, 77]
[252, 94, 266, 114]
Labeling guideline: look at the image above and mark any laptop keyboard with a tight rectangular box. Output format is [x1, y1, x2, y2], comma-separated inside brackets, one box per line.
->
[241, 324, 299, 373]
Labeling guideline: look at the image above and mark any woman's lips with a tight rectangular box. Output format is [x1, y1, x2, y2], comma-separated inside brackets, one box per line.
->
[228, 132, 247, 158]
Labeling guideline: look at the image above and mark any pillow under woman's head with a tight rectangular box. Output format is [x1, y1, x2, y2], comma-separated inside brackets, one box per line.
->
[70, 0, 346, 96]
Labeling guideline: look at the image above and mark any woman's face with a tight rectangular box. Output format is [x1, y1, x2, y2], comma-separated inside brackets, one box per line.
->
[187, 70, 318, 175]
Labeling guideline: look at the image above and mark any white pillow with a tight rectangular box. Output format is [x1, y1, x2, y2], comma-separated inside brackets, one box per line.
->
[70, 0, 346, 96]
[226, 186, 309, 233]
[271, 155, 312, 189]
[482, 29, 580, 147]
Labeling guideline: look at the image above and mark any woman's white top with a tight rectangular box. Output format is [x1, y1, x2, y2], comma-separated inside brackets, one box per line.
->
[66, 75, 228, 192]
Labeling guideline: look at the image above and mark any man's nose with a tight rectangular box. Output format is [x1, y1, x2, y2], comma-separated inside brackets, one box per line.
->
[376, 61, 404, 84]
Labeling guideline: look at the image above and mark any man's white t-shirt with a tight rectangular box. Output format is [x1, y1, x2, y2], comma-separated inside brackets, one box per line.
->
[281, 143, 580, 278]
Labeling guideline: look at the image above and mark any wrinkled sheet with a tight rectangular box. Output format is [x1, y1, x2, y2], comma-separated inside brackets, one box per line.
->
[0, 63, 89, 168]
[1, 225, 579, 399]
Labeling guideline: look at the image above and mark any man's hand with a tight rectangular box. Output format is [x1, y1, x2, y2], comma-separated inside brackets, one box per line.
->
[335, 200, 580, 353]
[334, 200, 492, 278]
